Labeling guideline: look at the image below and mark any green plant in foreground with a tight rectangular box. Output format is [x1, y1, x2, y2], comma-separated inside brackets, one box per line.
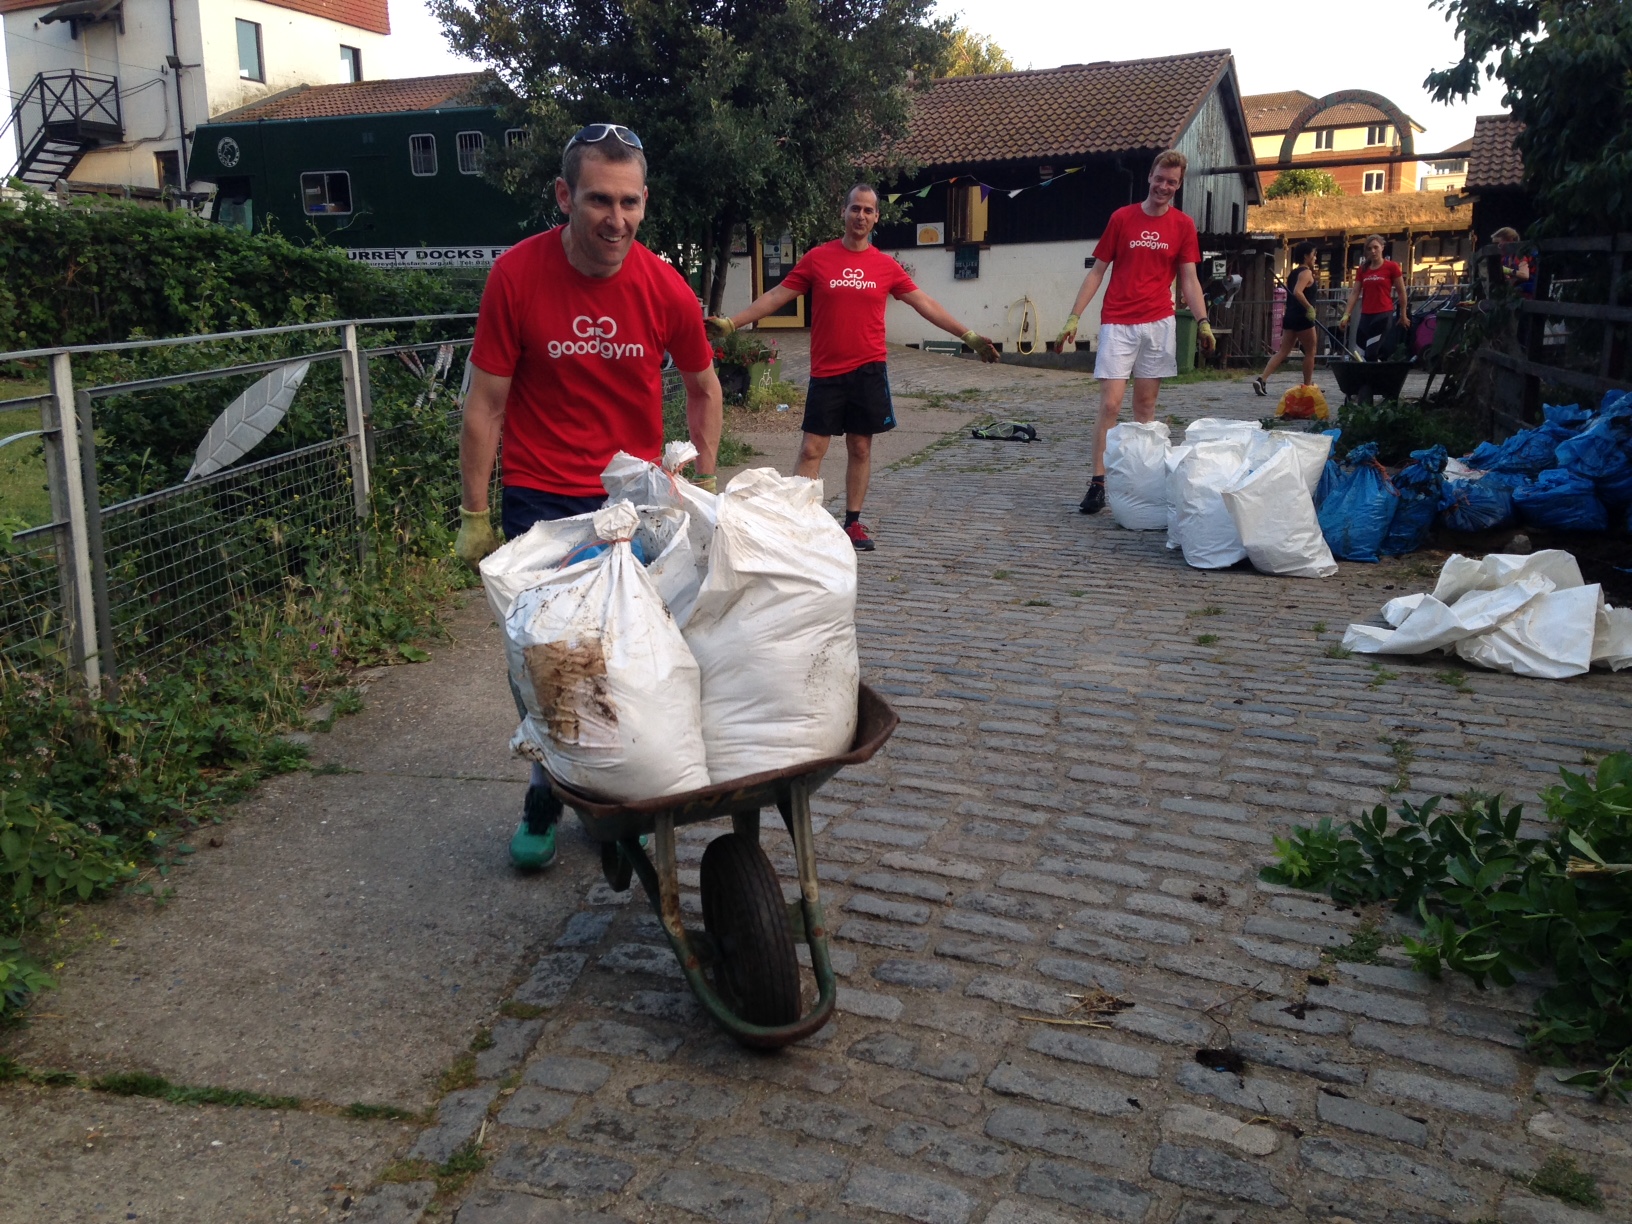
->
[1330, 921, 1388, 965]
[94, 1071, 302, 1110]
[346, 1102, 422, 1122]
[1527, 1153, 1602, 1209]
[1264, 754, 1632, 1097]
[1435, 668, 1470, 691]
[1196, 633, 1218, 645]
[1324, 643, 1353, 659]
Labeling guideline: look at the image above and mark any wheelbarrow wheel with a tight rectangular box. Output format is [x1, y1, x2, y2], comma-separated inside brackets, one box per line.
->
[699, 833, 801, 1028]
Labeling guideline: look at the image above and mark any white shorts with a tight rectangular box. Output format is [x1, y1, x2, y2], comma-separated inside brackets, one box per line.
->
[1094, 318, 1178, 380]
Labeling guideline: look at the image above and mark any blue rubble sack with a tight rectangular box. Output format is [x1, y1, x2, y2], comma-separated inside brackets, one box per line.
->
[1555, 405, 1632, 481]
[1513, 467, 1608, 531]
[1438, 470, 1525, 533]
[1380, 445, 1447, 556]
[1462, 419, 1577, 477]
[1317, 442, 1399, 563]
[1542, 401, 1592, 430]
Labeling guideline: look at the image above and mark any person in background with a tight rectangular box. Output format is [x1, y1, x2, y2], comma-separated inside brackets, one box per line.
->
[1491, 226, 1537, 298]
[1253, 241, 1319, 396]
[1339, 234, 1410, 361]
[707, 184, 999, 551]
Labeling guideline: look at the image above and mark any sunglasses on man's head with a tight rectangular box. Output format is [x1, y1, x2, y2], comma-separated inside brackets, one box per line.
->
[566, 124, 643, 151]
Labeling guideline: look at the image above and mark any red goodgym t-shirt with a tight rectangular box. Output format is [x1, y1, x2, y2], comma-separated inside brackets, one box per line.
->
[1356, 259, 1403, 314]
[1092, 204, 1201, 325]
[470, 228, 712, 497]
[780, 241, 918, 378]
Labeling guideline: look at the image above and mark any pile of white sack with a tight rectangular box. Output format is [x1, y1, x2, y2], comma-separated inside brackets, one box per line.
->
[1105, 417, 1337, 578]
[478, 442, 860, 801]
[1342, 549, 1632, 679]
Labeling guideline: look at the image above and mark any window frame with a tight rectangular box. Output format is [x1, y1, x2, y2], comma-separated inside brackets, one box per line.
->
[408, 133, 438, 177]
[299, 170, 353, 216]
[456, 130, 485, 175]
[1365, 124, 1389, 146]
[1312, 128, 1334, 151]
[236, 19, 264, 83]
[340, 45, 362, 84]
[1362, 170, 1386, 194]
[504, 128, 528, 148]
[154, 150, 182, 191]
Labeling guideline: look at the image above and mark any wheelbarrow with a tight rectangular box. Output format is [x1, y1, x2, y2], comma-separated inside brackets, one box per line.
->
[546, 684, 899, 1049]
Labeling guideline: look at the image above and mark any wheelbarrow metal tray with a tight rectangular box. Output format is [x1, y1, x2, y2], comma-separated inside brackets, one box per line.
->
[552, 683, 900, 843]
[1332, 359, 1413, 401]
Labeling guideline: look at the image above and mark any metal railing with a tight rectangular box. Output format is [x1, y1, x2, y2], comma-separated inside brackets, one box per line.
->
[11, 70, 122, 177]
[0, 315, 478, 694]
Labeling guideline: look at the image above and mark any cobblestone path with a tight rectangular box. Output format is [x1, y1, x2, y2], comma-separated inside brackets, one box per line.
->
[398, 359, 1631, 1224]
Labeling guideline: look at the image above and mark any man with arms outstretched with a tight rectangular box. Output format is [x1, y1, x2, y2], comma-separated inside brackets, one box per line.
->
[708, 185, 999, 550]
[1057, 150, 1216, 514]
[454, 123, 722, 869]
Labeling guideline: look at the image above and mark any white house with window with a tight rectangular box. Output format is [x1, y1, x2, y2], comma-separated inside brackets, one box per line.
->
[2, 0, 397, 194]
[1243, 89, 1425, 196]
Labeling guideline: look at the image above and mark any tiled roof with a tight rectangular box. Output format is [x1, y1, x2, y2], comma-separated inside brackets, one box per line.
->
[0, 1, 70, 12]
[882, 50, 1236, 168]
[1242, 89, 1395, 134]
[1466, 114, 1524, 190]
[259, 0, 391, 35]
[211, 73, 487, 123]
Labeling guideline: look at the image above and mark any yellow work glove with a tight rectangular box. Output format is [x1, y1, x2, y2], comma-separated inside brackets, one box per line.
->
[689, 473, 718, 493]
[1056, 312, 1081, 348]
[1197, 320, 1216, 352]
[704, 316, 735, 341]
[962, 330, 1000, 363]
[455, 507, 499, 569]
[1339, 312, 1351, 328]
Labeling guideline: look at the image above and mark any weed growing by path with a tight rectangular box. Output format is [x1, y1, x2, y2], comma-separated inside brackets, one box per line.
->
[1196, 634, 1219, 645]
[94, 1071, 302, 1110]
[1435, 668, 1470, 691]
[1329, 921, 1388, 965]
[1367, 662, 1399, 690]
[1312, 621, 1327, 634]
[498, 1001, 544, 1021]
[1324, 643, 1353, 659]
[1023, 599, 1051, 607]
[1188, 606, 1224, 617]
[346, 1102, 423, 1122]
[1527, 1153, 1602, 1208]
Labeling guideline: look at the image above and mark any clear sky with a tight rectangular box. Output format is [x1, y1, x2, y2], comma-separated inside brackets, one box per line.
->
[382, 0, 1489, 155]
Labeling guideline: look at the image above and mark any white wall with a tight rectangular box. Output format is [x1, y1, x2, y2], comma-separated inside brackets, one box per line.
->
[199, 0, 392, 118]
[876, 239, 1103, 352]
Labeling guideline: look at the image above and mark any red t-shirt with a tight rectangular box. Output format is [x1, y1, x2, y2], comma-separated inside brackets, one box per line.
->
[780, 241, 918, 378]
[1092, 204, 1202, 325]
[1356, 260, 1403, 314]
[470, 228, 711, 497]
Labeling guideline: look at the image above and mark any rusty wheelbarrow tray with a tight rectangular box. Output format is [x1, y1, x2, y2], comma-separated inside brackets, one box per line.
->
[547, 684, 898, 1049]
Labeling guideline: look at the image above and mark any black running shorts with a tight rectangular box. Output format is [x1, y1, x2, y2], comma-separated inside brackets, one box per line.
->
[801, 361, 896, 437]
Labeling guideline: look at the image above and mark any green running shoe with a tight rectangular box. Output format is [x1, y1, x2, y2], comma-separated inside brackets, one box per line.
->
[510, 785, 560, 870]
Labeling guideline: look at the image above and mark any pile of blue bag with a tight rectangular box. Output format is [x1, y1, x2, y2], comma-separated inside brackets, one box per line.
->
[1314, 391, 1632, 561]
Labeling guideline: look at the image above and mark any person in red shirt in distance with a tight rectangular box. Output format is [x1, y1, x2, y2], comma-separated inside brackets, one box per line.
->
[1339, 235, 1410, 361]
[453, 123, 722, 870]
[1056, 150, 1215, 514]
[705, 184, 999, 551]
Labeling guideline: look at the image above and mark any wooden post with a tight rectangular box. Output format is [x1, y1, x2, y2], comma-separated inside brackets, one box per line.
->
[45, 353, 100, 695]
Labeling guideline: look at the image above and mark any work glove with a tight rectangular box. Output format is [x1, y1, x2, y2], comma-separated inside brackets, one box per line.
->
[455, 507, 500, 569]
[962, 331, 1000, 363]
[704, 316, 735, 341]
[689, 473, 718, 493]
[1339, 312, 1351, 328]
[1056, 312, 1081, 348]
[1197, 320, 1216, 353]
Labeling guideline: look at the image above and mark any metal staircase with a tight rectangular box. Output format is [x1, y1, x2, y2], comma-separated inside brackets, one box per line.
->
[7, 71, 123, 189]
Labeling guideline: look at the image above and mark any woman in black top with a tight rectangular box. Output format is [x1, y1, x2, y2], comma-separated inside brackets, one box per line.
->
[1253, 241, 1318, 396]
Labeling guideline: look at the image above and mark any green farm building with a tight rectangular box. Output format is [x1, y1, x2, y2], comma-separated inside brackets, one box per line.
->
[187, 73, 541, 268]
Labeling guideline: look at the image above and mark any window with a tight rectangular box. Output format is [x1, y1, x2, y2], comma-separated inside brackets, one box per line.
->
[1366, 124, 1388, 146]
[409, 134, 437, 176]
[340, 45, 362, 83]
[1204, 189, 1213, 232]
[300, 171, 352, 215]
[1231, 202, 1240, 232]
[236, 19, 264, 82]
[1312, 128, 1334, 150]
[505, 128, 528, 148]
[154, 150, 182, 191]
[1363, 170, 1385, 193]
[456, 131, 485, 174]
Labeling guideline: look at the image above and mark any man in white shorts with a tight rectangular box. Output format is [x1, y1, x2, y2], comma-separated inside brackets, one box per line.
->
[1057, 149, 1215, 514]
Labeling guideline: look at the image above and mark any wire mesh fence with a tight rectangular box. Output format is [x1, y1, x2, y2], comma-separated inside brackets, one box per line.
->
[0, 316, 477, 689]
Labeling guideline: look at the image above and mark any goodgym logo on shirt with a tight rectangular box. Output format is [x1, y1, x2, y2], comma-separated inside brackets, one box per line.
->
[548, 315, 647, 360]
[829, 266, 878, 290]
[1128, 230, 1171, 252]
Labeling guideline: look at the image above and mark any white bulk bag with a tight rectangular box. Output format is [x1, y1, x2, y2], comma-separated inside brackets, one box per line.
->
[1431, 549, 1584, 605]
[1164, 444, 1194, 551]
[504, 503, 710, 801]
[1221, 445, 1337, 578]
[1455, 584, 1601, 679]
[602, 441, 718, 586]
[1246, 431, 1333, 494]
[1172, 439, 1251, 569]
[1593, 605, 1632, 670]
[1184, 418, 1263, 446]
[480, 504, 701, 626]
[684, 468, 859, 783]
[1342, 576, 1554, 655]
[1105, 421, 1170, 530]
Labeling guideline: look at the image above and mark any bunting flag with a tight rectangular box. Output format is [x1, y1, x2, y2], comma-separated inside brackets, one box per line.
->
[884, 164, 1095, 208]
[978, 184, 991, 202]
[916, 185, 933, 198]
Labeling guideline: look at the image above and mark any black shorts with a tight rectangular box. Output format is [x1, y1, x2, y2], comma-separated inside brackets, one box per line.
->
[802, 361, 896, 437]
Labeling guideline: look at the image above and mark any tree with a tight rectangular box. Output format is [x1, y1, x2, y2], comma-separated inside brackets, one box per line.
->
[1264, 168, 1343, 199]
[1426, 0, 1631, 233]
[940, 27, 1013, 77]
[430, 0, 950, 311]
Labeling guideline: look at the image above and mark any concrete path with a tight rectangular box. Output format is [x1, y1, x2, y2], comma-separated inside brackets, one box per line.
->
[4, 345, 1628, 1224]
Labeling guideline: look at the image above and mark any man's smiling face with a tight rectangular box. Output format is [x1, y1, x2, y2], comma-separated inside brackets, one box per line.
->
[843, 188, 879, 243]
[1147, 164, 1183, 208]
[556, 151, 648, 276]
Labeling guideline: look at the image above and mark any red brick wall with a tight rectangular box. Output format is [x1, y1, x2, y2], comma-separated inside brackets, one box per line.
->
[257, 1, 391, 36]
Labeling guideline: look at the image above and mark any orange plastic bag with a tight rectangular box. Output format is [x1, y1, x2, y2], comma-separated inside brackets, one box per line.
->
[1275, 384, 1329, 421]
